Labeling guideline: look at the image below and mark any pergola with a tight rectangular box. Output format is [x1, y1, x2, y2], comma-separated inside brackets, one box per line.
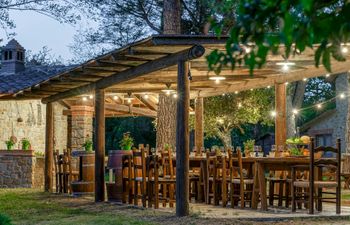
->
[2, 35, 350, 216]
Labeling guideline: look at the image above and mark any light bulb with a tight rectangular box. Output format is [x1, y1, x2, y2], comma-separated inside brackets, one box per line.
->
[245, 47, 251, 54]
[113, 96, 118, 100]
[340, 93, 345, 99]
[222, 93, 225, 96]
[89, 95, 93, 99]
[127, 98, 132, 103]
[215, 79, 220, 84]
[325, 73, 330, 78]
[303, 78, 308, 82]
[285, 82, 289, 85]
[267, 86, 271, 89]
[166, 90, 171, 96]
[238, 103, 242, 108]
[234, 91, 239, 94]
[173, 93, 177, 98]
[317, 104, 322, 109]
[282, 64, 289, 72]
[292, 109, 298, 115]
[144, 94, 149, 99]
[82, 96, 88, 101]
[342, 46, 349, 54]
[271, 111, 277, 117]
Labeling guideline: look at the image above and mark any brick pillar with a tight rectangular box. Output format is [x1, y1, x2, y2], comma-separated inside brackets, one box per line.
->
[69, 106, 94, 150]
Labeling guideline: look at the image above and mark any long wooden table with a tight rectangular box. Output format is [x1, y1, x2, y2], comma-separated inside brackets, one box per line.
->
[250, 157, 309, 211]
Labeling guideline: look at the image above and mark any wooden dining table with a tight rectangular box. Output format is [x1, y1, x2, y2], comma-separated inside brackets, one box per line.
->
[250, 156, 310, 211]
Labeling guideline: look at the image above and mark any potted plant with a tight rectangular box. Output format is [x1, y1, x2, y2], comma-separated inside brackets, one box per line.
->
[82, 138, 93, 152]
[243, 139, 255, 157]
[119, 132, 134, 150]
[21, 138, 31, 150]
[5, 136, 17, 150]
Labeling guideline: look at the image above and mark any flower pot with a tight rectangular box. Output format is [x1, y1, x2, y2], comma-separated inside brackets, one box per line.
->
[106, 150, 133, 202]
[106, 182, 120, 202]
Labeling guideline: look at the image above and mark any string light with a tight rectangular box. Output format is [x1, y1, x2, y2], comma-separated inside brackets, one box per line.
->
[341, 44, 349, 54]
[234, 91, 239, 94]
[238, 103, 242, 108]
[245, 46, 252, 54]
[271, 111, 277, 117]
[316, 103, 322, 109]
[267, 86, 271, 89]
[127, 98, 132, 103]
[82, 96, 88, 101]
[89, 95, 93, 99]
[325, 73, 330, 78]
[113, 95, 118, 100]
[276, 61, 295, 72]
[340, 93, 345, 99]
[292, 109, 299, 115]
[222, 93, 226, 96]
[285, 82, 289, 85]
[173, 93, 177, 99]
[303, 78, 308, 82]
[144, 94, 149, 99]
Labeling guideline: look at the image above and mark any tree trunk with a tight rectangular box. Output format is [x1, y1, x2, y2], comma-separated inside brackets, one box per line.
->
[156, 0, 181, 149]
[156, 94, 177, 149]
[286, 81, 306, 137]
[163, 0, 181, 34]
[217, 131, 232, 149]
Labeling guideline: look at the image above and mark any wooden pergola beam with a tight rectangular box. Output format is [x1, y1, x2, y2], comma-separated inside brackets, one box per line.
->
[134, 94, 158, 111]
[105, 103, 157, 117]
[42, 45, 205, 103]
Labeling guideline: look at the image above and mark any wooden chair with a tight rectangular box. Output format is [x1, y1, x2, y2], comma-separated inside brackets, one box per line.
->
[267, 170, 290, 207]
[160, 147, 176, 207]
[122, 154, 133, 204]
[147, 154, 176, 208]
[64, 148, 79, 194]
[53, 150, 60, 193]
[291, 138, 341, 214]
[206, 152, 227, 206]
[228, 150, 253, 208]
[132, 147, 147, 207]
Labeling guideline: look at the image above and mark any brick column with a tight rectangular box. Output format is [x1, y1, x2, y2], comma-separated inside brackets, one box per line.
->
[69, 106, 94, 150]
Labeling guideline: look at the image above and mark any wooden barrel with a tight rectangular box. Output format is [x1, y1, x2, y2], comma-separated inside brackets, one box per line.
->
[71, 181, 94, 196]
[81, 153, 95, 182]
[107, 150, 133, 202]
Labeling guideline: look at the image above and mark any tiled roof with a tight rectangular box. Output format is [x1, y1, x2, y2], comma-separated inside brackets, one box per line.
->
[0, 65, 73, 94]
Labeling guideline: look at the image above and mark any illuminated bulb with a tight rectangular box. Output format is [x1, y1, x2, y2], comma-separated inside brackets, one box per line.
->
[173, 93, 177, 99]
[82, 96, 88, 101]
[166, 90, 171, 96]
[113, 96, 118, 100]
[89, 95, 93, 99]
[317, 104, 322, 109]
[282, 64, 289, 72]
[342, 46, 349, 54]
[271, 111, 277, 117]
[292, 109, 299, 115]
[238, 103, 242, 108]
[222, 93, 226, 96]
[325, 73, 330, 78]
[285, 82, 289, 85]
[144, 94, 149, 99]
[217, 118, 224, 124]
[127, 98, 132, 103]
[250, 88, 253, 91]
[215, 79, 220, 84]
[303, 78, 308, 82]
[267, 86, 271, 89]
[245, 47, 251, 54]
[234, 91, 239, 94]
[340, 93, 346, 99]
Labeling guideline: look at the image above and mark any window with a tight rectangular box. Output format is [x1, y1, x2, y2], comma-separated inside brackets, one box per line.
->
[315, 134, 332, 147]
[17, 52, 20, 60]
[4, 51, 8, 60]
[8, 51, 12, 60]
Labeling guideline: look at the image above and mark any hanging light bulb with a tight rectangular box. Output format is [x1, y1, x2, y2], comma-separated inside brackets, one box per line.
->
[173, 93, 177, 99]
[342, 45, 349, 54]
[113, 95, 118, 100]
[238, 103, 242, 108]
[276, 61, 295, 72]
[222, 93, 226, 96]
[89, 95, 93, 99]
[161, 84, 174, 96]
[82, 96, 88, 101]
[271, 111, 277, 117]
[303, 78, 308, 82]
[127, 98, 132, 103]
[144, 94, 149, 99]
[340, 93, 346, 99]
[209, 76, 226, 84]
[267, 86, 271, 89]
[325, 73, 330, 78]
[245, 46, 252, 54]
[166, 90, 171, 96]
[285, 82, 289, 85]
[234, 91, 239, 94]
[292, 109, 299, 115]
[317, 103, 322, 109]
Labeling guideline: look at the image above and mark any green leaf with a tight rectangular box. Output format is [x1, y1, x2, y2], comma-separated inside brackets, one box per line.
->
[300, 0, 313, 12]
[322, 48, 331, 72]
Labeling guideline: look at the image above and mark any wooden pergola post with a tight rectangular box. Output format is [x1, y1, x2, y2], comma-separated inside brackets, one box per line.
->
[275, 83, 287, 146]
[44, 102, 54, 192]
[194, 97, 204, 150]
[176, 60, 190, 216]
[94, 88, 105, 202]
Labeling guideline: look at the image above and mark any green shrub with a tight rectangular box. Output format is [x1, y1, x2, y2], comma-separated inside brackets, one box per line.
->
[0, 213, 12, 225]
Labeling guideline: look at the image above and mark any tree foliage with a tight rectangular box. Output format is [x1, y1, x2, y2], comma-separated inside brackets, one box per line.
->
[207, 1, 350, 74]
[203, 88, 274, 147]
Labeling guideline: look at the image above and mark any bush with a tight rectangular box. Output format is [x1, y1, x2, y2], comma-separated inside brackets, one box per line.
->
[0, 213, 12, 225]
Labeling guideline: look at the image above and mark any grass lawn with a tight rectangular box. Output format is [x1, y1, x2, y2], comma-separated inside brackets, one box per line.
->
[1, 189, 350, 225]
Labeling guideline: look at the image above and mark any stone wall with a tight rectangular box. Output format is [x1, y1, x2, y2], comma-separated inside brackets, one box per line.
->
[307, 73, 349, 152]
[70, 105, 93, 150]
[0, 150, 44, 188]
[0, 100, 67, 153]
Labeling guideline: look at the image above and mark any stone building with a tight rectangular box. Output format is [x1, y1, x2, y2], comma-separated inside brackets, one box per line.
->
[301, 73, 349, 152]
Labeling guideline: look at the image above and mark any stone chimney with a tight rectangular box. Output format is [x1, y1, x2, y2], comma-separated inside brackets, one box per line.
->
[1, 39, 25, 75]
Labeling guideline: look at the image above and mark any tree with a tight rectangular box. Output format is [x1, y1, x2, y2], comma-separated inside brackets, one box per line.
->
[203, 88, 274, 148]
[0, 0, 82, 35]
[25, 46, 64, 66]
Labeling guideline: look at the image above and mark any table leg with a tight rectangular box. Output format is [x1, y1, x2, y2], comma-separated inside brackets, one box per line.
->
[252, 162, 259, 209]
[258, 162, 268, 211]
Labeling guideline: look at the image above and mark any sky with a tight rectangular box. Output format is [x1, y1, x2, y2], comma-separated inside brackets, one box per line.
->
[0, 10, 79, 61]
